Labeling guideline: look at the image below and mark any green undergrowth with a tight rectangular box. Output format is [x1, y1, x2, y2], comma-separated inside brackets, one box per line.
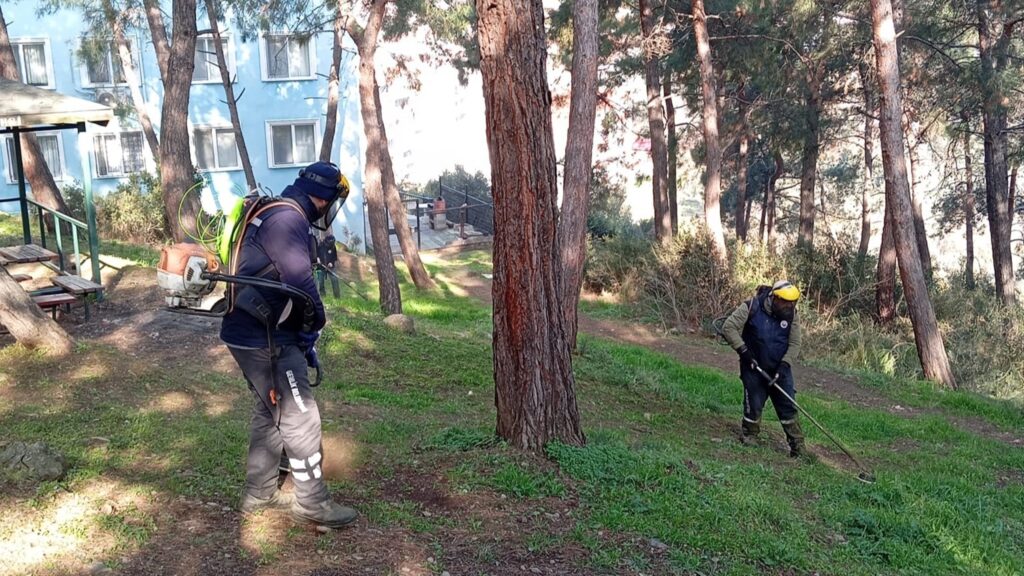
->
[1, 248, 1022, 574]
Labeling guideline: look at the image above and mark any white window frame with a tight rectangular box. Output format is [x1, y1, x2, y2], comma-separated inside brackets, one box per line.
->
[192, 125, 241, 172]
[11, 37, 56, 89]
[91, 130, 151, 179]
[2, 132, 69, 184]
[192, 33, 235, 85]
[265, 119, 321, 168]
[258, 32, 316, 81]
[79, 37, 140, 88]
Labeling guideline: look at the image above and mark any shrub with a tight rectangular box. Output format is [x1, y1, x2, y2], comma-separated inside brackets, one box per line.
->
[95, 172, 168, 244]
[583, 229, 652, 295]
[61, 181, 87, 221]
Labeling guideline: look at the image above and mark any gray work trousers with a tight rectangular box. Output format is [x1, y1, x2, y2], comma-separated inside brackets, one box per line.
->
[229, 345, 329, 506]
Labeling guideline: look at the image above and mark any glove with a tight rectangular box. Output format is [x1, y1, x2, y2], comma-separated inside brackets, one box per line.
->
[737, 345, 758, 370]
[774, 361, 791, 381]
[298, 330, 320, 350]
[305, 345, 320, 369]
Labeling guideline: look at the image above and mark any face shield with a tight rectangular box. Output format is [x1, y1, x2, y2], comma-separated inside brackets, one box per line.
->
[303, 171, 351, 231]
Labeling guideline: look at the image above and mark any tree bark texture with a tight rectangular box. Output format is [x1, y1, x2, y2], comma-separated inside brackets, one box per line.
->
[858, 60, 875, 260]
[319, 1, 346, 162]
[965, 129, 976, 290]
[640, 0, 671, 245]
[0, 268, 74, 356]
[737, 111, 750, 241]
[108, 1, 161, 163]
[204, 0, 256, 191]
[0, 7, 69, 218]
[664, 71, 679, 234]
[374, 80, 435, 290]
[977, 0, 1017, 306]
[692, 0, 727, 262]
[558, 0, 599, 350]
[905, 118, 933, 281]
[871, 0, 956, 388]
[144, 0, 170, 83]
[798, 65, 822, 251]
[349, 0, 403, 313]
[876, 198, 897, 324]
[476, 0, 585, 450]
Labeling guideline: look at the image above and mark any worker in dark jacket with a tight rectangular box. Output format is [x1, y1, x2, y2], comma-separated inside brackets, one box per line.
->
[720, 280, 805, 457]
[220, 161, 357, 528]
[316, 233, 340, 298]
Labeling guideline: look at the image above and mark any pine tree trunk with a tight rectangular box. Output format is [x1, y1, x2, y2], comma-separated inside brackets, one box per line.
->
[319, 1, 345, 162]
[965, 129, 976, 290]
[349, 2, 402, 314]
[205, 0, 256, 191]
[558, 0, 599, 350]
[160, 0, 199, 243]
[374, 81, 435, 290]
[640, 0, 671, 245]
[477, 0, 585, 450]
[798, 66, 822, 251]
[762, 151, 782, 250]
[0, 268, 74, 356]
[871, 0, 956, 388]
[876, 199, 897, 324]
[144, 0, 170, 83]
[736, 117, 750, 241]
[977, 0, 1017, 306]
[109, 2, 160, 162]
[664, 71, 678, 234]
[905, 118, 933, 281]
[858, 60, 875, 260]
[0, 9, 69, 220]
[692, 0, 727, 262]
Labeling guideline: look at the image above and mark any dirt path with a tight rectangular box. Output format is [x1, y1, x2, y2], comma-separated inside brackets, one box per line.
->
[447, 267, 1024, 447]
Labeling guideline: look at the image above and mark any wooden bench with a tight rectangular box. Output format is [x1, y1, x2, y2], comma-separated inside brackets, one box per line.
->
[51, 275, 104, 320]
[32, 293, 79, 319]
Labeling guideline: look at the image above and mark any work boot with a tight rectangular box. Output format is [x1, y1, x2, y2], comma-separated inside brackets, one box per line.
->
[740, 419, 760, 446]
[782, 420, 806, 458]
[291, 499, 359, 529]
[240, 489, 297, 514]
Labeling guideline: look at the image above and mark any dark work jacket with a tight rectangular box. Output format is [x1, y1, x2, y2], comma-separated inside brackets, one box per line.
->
[741, 290, 791, 372]
[318, 235, 338, 267]
[219, 187, 326, 348]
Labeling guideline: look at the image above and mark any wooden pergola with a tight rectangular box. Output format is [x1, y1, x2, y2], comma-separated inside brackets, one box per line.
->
[0, 78, 113, 283]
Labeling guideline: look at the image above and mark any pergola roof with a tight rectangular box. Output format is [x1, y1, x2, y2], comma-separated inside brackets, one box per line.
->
[0, 78, 113, 131]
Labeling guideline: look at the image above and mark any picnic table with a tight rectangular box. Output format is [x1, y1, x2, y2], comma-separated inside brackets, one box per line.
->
[0, 244, 58, 266]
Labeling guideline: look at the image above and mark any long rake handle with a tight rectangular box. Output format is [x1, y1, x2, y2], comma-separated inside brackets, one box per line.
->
[755, 366, 873, 477]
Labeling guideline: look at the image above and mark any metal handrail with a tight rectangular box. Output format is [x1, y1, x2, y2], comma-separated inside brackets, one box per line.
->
[25, 199, 88, 278]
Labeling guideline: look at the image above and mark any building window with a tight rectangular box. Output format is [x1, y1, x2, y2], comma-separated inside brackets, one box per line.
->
[11, 39, 54, 88]
[261, 34, 314, 80]
[3, 133, 66, 183]
[193, 35, 232, 83]
[266, 121, 318, 168]
[80, 39, 138, 87]
[93, 131, 147, 178]
[193, 127, 240, 171]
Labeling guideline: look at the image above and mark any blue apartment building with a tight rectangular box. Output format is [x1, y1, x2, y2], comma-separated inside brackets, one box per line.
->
[1, 5, 368, 251]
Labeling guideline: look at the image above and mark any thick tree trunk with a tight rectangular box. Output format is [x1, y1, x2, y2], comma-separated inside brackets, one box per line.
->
[640, 0, 671, 245]
[664, 71, 678, 234]
[965, 129, 976, 290]
[558, 0, 599, 350]
[476, 0, 585, 450]
[692, 0, 727, 262]
[319, 1, 345, 162]
[0, 8, 69, 219]
[905, 119, 933, 281]
[205, 0, 256, 191]
[977, 0, 1017, 306]
[0, 269, 74, 355]
[871, 0, 956, 388]
[798, 67, 822, 251]
[108, 2, 160, 163]
[144, 0, 170, 83]
[160, 0, 200, 243]
[374, 81, 435, 290]
[349, 1, 402, 314]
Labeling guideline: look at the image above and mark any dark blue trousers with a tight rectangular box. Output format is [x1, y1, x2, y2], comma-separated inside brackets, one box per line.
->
[740, 362, 797, 426]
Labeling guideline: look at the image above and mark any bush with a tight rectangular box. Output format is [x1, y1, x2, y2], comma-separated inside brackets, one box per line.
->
[61, 181, 87, 221]
[96, 172, 168, 244]
[583, 229, 652, 295]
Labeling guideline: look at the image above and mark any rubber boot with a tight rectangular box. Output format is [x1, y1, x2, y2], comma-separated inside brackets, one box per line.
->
[291, 499, 359, 529]
[782, 420, 805, 458]
[740, 419, 760, 446]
